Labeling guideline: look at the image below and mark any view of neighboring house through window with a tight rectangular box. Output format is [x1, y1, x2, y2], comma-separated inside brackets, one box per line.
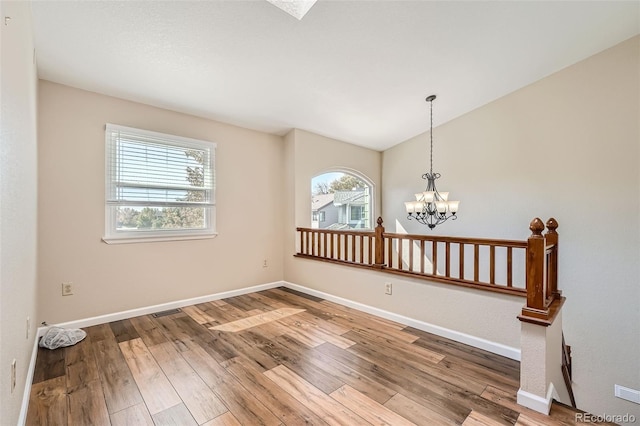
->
[350, 205, 364, 221]
[311, 171, 371, 229]
[104, 124, 216, 243]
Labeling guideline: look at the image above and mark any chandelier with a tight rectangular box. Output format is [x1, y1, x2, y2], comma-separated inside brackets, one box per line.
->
[404, 95, 459, 229]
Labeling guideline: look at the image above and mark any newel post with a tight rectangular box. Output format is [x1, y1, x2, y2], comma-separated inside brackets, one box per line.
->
[525, 218, 546, 311]
[373, 217, 385, 269]
[545, 218, 560, 300]
[517, 217, 570, 414]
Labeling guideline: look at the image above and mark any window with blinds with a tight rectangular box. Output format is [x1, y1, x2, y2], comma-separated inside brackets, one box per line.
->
[103, 124, 216, 243]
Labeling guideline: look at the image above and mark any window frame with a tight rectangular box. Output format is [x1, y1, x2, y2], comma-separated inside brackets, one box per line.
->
[350, 205, 365, 221]
[310, 168, 375, 230]
[103, 123, 217, 244]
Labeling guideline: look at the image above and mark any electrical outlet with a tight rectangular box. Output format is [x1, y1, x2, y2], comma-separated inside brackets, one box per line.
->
[26, 316, 30, 339]
[10, 359, 16, 393]
[62, 282, 73, 296]
[385, 282, 392, 295]
[263, 259, 268, 268]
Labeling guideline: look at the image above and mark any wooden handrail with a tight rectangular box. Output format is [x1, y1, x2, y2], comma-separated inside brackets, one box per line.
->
[295, 227, 375, 238]
[296, 217, 560, 303]
[382, 232, 527, 248]
[297, 227, 376, 265]
[298, 217, 550, 298]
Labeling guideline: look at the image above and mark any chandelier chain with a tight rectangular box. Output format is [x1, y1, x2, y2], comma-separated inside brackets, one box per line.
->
[429, 97, 433, 175]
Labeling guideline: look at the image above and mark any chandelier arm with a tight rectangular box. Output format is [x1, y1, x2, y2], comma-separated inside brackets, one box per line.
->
[407, 211, 457, 227]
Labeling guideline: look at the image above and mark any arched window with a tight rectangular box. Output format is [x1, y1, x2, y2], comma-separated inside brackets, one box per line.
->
[311, 170, 373, 230]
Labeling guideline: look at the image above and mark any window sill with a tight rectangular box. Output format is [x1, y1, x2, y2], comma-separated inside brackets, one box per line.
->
[102, 232, 218, 245]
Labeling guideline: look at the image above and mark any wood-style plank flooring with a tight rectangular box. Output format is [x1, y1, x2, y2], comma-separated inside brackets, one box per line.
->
[27, 287, 600, 425]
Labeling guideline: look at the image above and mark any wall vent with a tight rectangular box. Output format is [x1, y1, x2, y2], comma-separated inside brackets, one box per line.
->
[151, 308, 182, 318]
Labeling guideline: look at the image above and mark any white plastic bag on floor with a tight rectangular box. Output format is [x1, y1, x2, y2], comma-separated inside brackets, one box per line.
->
[39, 326, 86, 350]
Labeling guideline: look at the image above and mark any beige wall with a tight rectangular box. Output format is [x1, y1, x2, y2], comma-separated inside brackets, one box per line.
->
[283, 128, 382, 274]
[383, 36, 640, 417]
[283, 128, 377, 296]
[291, 128, 382, 229]
[29, 28, 639, 421]
[282, 128, 524, 352]
[37, 81, 284, 323]
[0, 2, 39, 424]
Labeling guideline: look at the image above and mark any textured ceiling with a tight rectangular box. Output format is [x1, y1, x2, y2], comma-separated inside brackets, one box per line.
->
[31, 1, 639, 151]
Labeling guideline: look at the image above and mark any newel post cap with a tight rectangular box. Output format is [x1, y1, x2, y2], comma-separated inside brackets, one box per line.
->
[529, 218, 545, 236]
[546, 218, 558, 233]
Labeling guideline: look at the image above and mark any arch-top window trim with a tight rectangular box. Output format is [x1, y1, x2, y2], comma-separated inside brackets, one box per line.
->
[311, 168, 375, 231]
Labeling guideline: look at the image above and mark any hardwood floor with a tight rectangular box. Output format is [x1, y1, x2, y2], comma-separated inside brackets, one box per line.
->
[27, 287, 601, 425]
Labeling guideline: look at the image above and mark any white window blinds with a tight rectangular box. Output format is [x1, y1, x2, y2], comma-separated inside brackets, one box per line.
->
[104, 124, 216, 243]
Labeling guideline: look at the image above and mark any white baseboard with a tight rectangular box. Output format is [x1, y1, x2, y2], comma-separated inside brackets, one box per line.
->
[53, 281, 284, 330]
[36, 280, 521, 362]
[517, 385, 554, 414]
[18, 281, 284, 425]
[282, 281, 521, 361]
[20, 278, 521, 424]
[17, 327, 48, 426]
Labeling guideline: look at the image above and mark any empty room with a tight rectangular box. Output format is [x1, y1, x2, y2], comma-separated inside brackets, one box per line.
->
[1, 0, 639, 425]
